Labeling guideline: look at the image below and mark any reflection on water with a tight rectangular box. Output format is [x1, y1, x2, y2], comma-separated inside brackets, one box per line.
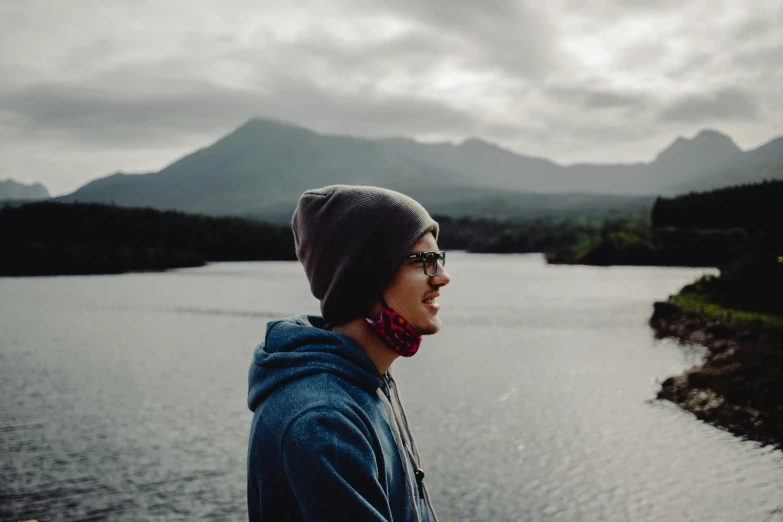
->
[1, 254, 781, 522]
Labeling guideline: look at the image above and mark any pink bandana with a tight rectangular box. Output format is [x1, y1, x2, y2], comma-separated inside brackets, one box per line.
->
[366, 306, 422, 357]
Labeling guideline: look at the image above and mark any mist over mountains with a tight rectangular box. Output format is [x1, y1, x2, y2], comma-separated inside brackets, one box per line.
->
[57, 118, 783, 220]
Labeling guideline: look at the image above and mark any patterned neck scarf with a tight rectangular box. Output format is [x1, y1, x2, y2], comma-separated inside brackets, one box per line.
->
[366, 306, 422, 357]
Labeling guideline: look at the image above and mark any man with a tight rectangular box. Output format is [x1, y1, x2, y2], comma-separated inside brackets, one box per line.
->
[247, 185, 450, 521]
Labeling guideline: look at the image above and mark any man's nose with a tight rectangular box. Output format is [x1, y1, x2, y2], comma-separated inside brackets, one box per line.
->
[433, 263, 451, 286]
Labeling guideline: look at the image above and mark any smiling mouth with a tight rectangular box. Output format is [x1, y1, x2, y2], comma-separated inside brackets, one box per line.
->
[422, 298, 440, 310]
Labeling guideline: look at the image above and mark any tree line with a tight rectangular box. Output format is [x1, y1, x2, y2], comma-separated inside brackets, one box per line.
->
[4, 180, 780, 314]
[0, 202, 296, 276]
[434, 212, 651, 256]
[439, 180, 782, 315]
[652, 180, 783, 315]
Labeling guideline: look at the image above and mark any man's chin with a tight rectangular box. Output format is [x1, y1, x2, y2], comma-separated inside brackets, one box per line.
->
[416, 319, 442, 336]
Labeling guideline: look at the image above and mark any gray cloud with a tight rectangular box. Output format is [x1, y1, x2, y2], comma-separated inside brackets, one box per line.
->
[733, 45, 783, 75]
[0, 65, 485, 147]
[289, 28, 462, 72]
[732, 4, 783, 42]
[331, 0, 560, 80]
[551, 0, 686, 19]
[659, 88, 762, 123]
[259, 73, 484, 137]
[263, 26, 469, 89]
[548, 85, 650, 110]
[0, 81, 253, 145]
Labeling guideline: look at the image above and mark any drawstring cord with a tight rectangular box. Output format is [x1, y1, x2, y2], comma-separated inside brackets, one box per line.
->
[376, 387, 422, 522]
[387, 373, 440, 522]
[378, 373, 440, 522]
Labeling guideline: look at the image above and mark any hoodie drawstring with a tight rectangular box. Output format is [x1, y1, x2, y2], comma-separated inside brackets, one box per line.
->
[376, 388, 421, 522]
[376, 374, 440, 522]
[387, 373, 439, 522]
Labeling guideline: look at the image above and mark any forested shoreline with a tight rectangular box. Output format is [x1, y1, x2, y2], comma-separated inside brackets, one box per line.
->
[645, 180, 782, 448]
[4, 181, 780, 277]
[0, 202, 296, 276]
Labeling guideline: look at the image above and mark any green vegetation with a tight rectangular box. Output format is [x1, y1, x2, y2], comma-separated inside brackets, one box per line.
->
[651, 299, 783, 449]
[669, 252, 783, 319]
[434, 211, 651, 256]
[570, 226, 756, 267]
[652, 179, 783, 232]
[435, 208, 758, 269]
[669, 279, 783, 328]
[653, 181, 783, 316]
[0, 202, 296, 276]
[551, 180, 783, 268]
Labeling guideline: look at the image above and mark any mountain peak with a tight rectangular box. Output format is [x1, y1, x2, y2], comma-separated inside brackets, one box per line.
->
[0, 178, 51, 200]
[234, 117, 310, 134]
[461, 137, 495, 148]
[655, 129, 741, 164]
[242, 116, 292, 128]
[694, 129, 732, 140]
[459, 137, 519, 156]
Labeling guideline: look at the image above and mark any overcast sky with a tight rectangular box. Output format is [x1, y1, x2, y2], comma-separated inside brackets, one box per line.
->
[1, 0, 781, 195]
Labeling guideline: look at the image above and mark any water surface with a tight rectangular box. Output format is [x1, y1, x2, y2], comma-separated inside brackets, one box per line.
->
[1, 254, 781, 521]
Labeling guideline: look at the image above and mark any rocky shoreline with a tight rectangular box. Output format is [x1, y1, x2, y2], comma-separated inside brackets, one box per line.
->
[650, 302, 783, 449]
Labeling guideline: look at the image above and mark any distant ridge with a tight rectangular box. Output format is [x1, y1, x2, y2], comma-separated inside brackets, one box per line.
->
[58, 118, 783, 219]
[661, 135, 783, 195]
[0, 179, 50, 201]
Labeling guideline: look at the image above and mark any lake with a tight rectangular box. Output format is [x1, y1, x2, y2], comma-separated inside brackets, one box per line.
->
[1, 253, 781, 521]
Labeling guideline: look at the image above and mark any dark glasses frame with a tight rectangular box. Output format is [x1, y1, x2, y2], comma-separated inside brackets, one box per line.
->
[405, 251, 446, 277]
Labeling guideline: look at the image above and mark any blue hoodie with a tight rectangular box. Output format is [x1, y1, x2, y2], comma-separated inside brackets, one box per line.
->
[247, 315, 438, 522]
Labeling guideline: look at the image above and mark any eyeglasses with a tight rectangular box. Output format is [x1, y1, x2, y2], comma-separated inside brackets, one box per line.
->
[405, 251, 446, 277]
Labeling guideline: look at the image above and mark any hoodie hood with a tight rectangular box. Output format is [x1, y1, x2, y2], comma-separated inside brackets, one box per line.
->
[248, 314, 383, 412]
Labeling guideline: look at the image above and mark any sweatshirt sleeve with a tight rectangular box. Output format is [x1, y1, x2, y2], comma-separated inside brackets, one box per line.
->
[281, 406, 393, 522]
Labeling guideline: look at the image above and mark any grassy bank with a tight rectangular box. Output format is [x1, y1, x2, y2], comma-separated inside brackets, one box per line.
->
[668, 291, 783, 329]
[651, 275, 783, 449]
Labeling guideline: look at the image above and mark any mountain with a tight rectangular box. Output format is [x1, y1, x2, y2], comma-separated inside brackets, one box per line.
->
[559, 130, 744, 197]
[378, 136, 564, 192]
[59, 118, 782, 219]
[0, 179, 50, 201]
[662, 136, 783, 195]
[61, 119, 481, 217]
[642, 130, 742, 191]
[381, 129, 746, 195]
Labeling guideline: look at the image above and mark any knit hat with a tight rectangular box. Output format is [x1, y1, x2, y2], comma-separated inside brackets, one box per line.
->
[292, 185, 439, 325]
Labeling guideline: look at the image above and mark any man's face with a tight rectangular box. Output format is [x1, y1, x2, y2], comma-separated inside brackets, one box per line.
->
[379, 232, 451, 335]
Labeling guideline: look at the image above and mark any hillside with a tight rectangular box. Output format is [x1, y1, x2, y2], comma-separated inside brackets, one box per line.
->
[60, 119, 479, 217]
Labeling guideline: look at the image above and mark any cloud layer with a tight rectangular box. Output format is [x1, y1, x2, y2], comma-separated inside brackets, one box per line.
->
[1, 0, 781, 194]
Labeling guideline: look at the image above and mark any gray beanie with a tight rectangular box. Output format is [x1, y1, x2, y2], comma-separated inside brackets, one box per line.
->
[292, 185, 439, 325]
